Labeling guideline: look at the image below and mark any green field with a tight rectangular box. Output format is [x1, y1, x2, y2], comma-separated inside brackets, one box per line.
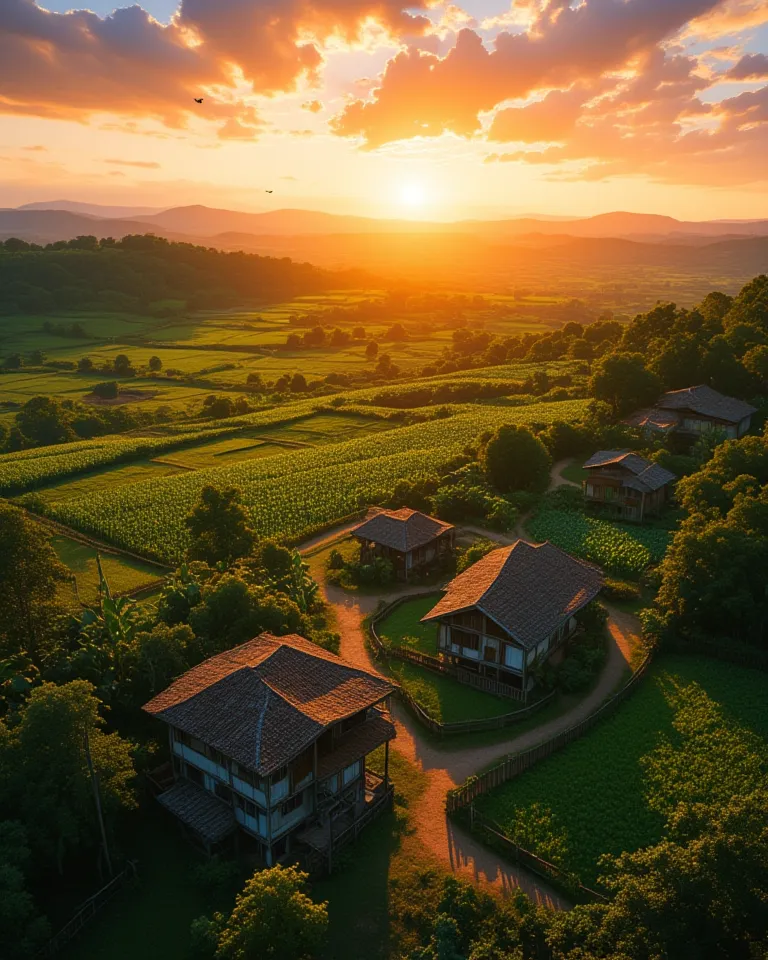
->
[52, 535, 165, 602]
[377, 596, 441, 656]
[473, 655, 768, 888]
[43, 399, 589, 563]
[526, 506, 670, 577]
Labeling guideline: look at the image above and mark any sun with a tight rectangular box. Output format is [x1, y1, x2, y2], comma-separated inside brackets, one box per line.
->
[398, 181, 427, 208]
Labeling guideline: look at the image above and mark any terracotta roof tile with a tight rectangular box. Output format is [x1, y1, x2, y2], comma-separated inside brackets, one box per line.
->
[144, 634, 394, 776]
[351, 508, 453, 553]
[422, 541, 603, 649]
[316, 712, 395, 780]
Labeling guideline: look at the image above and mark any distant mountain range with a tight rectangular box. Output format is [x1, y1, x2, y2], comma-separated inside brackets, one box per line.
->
[4, 201, 768, 243]
[2, 202, 767, 281]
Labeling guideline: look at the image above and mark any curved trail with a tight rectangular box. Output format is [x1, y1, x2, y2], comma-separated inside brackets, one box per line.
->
[309, 551, 639, 908]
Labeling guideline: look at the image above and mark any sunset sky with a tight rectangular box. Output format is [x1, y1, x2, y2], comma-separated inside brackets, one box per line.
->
[2, 0, 768, 220]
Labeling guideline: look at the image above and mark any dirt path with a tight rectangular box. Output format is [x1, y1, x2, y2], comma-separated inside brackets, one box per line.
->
[549, 458, 579, 490]
[319, 570, 639, 908]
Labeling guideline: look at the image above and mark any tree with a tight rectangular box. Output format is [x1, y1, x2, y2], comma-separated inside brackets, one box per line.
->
[113, 354, 133, 376]
[16, 396, 75, 446]
[214, 864, 328, 960]
[0, 504, 69, 665]
[77, 356, 95, 373]
[365, 341, 379, 361]
[481, 424, 551, 493]
[148, 355, 163, 372]
[588, 352, 662, 416]
[0, 681, 136, 874]
[0, 821, 50, 959]
[290, 373, 308, 392]
[92, 381, 119, 400]
[186, 486, 256, 567]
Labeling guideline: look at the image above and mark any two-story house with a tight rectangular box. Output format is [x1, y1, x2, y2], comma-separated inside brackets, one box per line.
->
[144, 633, 396, 868]
[421, 540, 603, 698]
[626, 384, 756, 440]
[350, 507, 455, 580]
[582, 450, 675, 522]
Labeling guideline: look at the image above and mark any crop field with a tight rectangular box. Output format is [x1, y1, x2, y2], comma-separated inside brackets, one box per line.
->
[526, 506, 670, 577]
[44, 399, 590, 562]
[473, 655, 768, 888]
[52, 535, 165, 602]
[32, 460, 183, 503]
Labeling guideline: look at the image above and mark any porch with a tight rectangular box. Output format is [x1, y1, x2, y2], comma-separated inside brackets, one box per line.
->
[296, 771, 394, 873]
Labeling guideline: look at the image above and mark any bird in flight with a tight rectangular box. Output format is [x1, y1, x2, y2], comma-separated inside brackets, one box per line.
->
[265, 190, 273, 193]
[194, 98, 204, 104]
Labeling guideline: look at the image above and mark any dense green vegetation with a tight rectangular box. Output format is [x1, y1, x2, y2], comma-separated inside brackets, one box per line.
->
[0, 235, 354, 316]
[473, 655, 768, 888]
[41, 400, 589, 561]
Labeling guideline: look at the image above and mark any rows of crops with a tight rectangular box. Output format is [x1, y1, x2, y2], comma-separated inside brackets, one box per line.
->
[45, 399, 589, 563]
[0, 399, 326, 494]
[473, 655, 768, 888]
[527, 506, 670, 577]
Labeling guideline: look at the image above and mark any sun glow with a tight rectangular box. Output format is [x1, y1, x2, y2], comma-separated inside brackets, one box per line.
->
[398, 181, 427, 208]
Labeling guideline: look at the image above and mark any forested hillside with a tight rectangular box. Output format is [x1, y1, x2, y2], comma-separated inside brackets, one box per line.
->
[0, 235, 367, 316]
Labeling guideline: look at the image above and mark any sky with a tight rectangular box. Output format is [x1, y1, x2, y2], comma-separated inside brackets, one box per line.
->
[2, 0, 768, 221]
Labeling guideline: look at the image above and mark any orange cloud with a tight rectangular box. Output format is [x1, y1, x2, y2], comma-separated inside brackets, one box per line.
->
[728, 53, 768, 80]
[0, 0, 431, 130]
[104, 158, 161, 169]
[333, 0, 728, 146]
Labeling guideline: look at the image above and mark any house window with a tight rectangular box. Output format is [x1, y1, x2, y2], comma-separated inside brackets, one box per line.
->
[504, 645, 523, 671]
[185, 763, 204, 787]
[586, 483, 595, 497]
[604, 486, 616, 501]
[214, 782, 232, 805]
[271, 766, 288, 785]
[281, 792, 304, 816]
[343, 761, 361, 785]
[452, 629, 479, 650]
[209, 747, 228, 769]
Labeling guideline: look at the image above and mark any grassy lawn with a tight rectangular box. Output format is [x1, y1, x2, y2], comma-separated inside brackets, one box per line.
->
[377, 595, 441, 655]
[473, 654, 768, 888]
[52, 535, 165, 601]
[560, 463, 588, 485]
[30, 460, 183, 503]
[389, 661, 516, 724]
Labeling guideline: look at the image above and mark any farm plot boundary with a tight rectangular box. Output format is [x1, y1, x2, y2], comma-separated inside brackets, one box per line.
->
[446, 651, 653, 811]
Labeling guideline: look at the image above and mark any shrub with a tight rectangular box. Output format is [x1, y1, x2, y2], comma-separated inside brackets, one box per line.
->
[327, 548, 345, 570]
[603, 578, 641, 602]
[91, 381, 119, 400]
[456, 539, 496, 573]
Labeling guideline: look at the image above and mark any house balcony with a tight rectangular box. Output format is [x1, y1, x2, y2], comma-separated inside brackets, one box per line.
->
[316, 710, 395, 784]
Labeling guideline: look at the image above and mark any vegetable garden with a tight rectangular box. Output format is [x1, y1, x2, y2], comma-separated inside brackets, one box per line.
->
[527, 506, 669, 577]
[472, 655, 768, 888]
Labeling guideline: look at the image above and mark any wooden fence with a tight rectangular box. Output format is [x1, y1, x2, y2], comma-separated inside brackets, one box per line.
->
[37, 861, 138, 957]
[369, 595, 556, 736]
[446, 651, 654, 811]
[469, 808, 608, 904]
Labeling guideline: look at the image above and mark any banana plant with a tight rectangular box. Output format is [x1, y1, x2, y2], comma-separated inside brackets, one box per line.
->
[280, 551, 319, 613]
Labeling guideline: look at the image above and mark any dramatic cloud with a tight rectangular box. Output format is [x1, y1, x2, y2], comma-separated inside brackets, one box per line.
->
[302, 100, 324, 113]
[0, 0, 430, 129]
[728, 53, 768, 80]
[333, 0, 727, 145]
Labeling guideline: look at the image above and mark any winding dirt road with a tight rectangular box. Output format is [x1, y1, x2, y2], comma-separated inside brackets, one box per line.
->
[304, 530, 639, 908]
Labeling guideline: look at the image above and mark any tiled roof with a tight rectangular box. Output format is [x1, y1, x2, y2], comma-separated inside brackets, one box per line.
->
[583, 450, 675, 492]
[657, 385, 756, 424]
[157, 780, 236, 844]
[144, 634, 395, 776]
[421, 541, 603, 649]
[316, 711, 395, 780]
[351, 507, 453, 553]
[623, 407, 680, 432]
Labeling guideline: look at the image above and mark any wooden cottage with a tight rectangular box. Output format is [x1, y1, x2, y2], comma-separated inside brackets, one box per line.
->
[421, 540, 603, 697]
[144, 634, 395, 868]
[626, 385, 756, 440]
[350, 507, 455, 580]
[582, 450, 675, 522]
